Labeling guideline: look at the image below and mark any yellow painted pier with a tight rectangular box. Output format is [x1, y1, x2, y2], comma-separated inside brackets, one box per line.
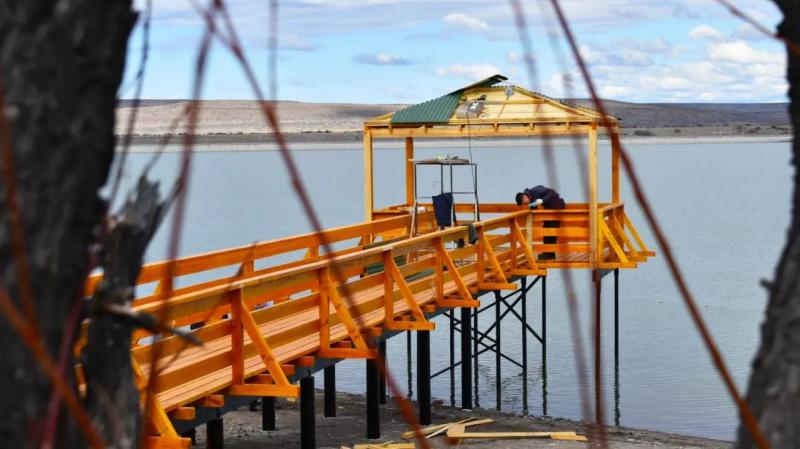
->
[79, 75, 653, 448]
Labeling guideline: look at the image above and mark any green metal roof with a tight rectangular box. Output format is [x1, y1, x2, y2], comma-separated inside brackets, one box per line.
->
[390, 74, 508, 124]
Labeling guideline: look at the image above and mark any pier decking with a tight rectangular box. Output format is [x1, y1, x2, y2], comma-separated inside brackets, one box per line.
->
[80, 203, 651, 447]
[78, 74, 654, 448]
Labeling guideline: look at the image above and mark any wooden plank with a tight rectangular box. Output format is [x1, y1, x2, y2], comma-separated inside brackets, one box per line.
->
[405, 137, 414, 205]
[446, 423, 587, 442]
[198, 395, 224, 408]
[588, 124, 599, 267]
[229, 384, 300, 397]
[144, 436, 192, 449]
[364, 128, 374, 221]
[169, 407, 195, 421]
[612, 130, 620, 203]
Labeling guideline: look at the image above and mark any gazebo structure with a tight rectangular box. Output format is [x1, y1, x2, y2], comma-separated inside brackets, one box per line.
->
[363, 74, 653, 270]
[79, 75, 655, 448]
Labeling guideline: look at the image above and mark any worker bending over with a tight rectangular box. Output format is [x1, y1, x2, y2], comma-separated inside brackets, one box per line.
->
[515, 186, 565, 260]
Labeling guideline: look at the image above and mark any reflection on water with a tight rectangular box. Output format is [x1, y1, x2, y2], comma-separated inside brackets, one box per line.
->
[119, 140, 792, 441]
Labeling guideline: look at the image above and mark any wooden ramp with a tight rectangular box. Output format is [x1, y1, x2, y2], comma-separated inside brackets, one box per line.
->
[78, 203, 652, 448]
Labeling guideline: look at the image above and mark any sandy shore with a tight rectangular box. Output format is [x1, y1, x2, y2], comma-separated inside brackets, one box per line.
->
[189, 391, 732, 449]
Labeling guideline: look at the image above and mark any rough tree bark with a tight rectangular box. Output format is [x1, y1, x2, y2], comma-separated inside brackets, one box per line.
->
[0, 1, 136, 448]
[738, 2, 800, 448]
[84, 178, 164, 449]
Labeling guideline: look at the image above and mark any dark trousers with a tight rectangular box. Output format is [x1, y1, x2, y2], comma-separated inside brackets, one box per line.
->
[541, 220, 560, 260]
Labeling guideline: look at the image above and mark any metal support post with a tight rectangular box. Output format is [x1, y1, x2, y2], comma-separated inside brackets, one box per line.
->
[449, 310, 455, 407]
[521, 277, 528, 411]
[614, 268, 619, 363]
[406, 331, 413, 399]
[324, 365, 336, 417]
[460, 307, 472, 409]
[594, 272, 605, 426]
[262, 396, 276, 431]
[181, 428, 196, 446]
[542, 276, 547, 362]
[366, 359, 381, 439]
[417, 330, 432, 425]
[494, 291, 502, 411]
[473, 304, 479, 407]
[207, 415, 223, 449]
[301, 376, 316, 449]
[614, 268, 621, 427]
[379, 340, 387, 404]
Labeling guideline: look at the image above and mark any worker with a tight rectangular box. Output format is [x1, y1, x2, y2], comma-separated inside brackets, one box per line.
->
[515, 186, 565, 260]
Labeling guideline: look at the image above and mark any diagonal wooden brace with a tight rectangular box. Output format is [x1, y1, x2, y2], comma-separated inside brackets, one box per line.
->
[477, 229, 516, 290]
[601, 221, 630, 264]
[383, 252, 435, 331]
[435, 240, 478, 308]
[318, 270, 378, 359]
[608, 215, 641, 261]
[623, 214, 655, 256]
[510, 220, 545, 276]
[236, 295, 300, 397]
[131, 358, 186, 446]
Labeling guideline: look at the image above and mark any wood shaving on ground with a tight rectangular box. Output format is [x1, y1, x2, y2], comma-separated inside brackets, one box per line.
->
[401, 417, 493, 439]
[352, 442, 415, 449]
[444, 423, 588, 443]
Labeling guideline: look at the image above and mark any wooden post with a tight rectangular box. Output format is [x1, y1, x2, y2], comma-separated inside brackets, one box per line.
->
[611, 126, 620, 204]
[364, 127, 374, 222]
[405, 137, 414, 206]
[588, 125, 599, 267]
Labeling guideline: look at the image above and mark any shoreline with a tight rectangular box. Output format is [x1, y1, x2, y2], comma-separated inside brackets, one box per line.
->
[119, 132, 790, 153]
[193, 390, 732, 448]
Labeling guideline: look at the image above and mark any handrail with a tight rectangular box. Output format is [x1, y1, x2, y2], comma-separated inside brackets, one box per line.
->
[75, 204, 652, 446]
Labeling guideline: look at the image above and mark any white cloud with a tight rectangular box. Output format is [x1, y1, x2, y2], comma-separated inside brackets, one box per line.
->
[353, 52, 415, 65]
[280, 34, 319, 51]
[507, 51, 520, 64]
[689, 25, 726, 41]
[435, 64, 501, 80]
[600, 85, 633, 98]
[733, 23, 767, 41]
[578, 44, 652, 67]
[708, 41, 782, 64]
[578, 44, 605, 65]
[443, 13, 489, 32]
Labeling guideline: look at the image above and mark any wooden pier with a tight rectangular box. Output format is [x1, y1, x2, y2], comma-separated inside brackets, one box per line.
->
[77, 74, 653, 448]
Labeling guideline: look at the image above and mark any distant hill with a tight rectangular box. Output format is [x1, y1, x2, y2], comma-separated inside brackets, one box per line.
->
[571, 100, 788, 128]
[116, 99, 790, 140]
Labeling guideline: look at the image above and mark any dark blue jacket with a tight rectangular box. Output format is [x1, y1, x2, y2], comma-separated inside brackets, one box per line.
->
[524, 185, 565, 209]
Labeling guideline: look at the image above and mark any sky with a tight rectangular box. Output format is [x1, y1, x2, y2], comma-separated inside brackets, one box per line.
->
[123, 0, 788, 104]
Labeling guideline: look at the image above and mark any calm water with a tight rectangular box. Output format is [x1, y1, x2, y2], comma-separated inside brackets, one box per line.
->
[118, 139, 792, 441]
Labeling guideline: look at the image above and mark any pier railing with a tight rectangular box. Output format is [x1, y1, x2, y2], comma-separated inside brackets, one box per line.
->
[78, 204, 651, 447]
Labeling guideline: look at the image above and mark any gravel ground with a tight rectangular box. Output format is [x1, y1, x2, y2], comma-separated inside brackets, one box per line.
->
[189, 391, 732, 449]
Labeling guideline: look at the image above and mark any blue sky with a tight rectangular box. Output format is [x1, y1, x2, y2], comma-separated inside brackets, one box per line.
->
[123, 0, 787, 104]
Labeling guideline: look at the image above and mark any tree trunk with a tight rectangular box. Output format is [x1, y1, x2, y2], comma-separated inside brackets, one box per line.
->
[738, 2, 800, 448]
[84, 178, 164, 449]
[0, 1, 135, 448]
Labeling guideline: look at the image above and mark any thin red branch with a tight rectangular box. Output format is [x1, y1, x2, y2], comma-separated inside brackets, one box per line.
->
[508, 0, 597, 440]
[713, 0, 800, 55]
[109, 0, 153, 207]
[0, 288, 106, 449]
[0, 85, 39, 335]
[547, 1, 769, 448]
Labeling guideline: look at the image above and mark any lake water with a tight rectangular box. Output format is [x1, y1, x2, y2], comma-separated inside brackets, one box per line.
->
[118, 138, 792, 441]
